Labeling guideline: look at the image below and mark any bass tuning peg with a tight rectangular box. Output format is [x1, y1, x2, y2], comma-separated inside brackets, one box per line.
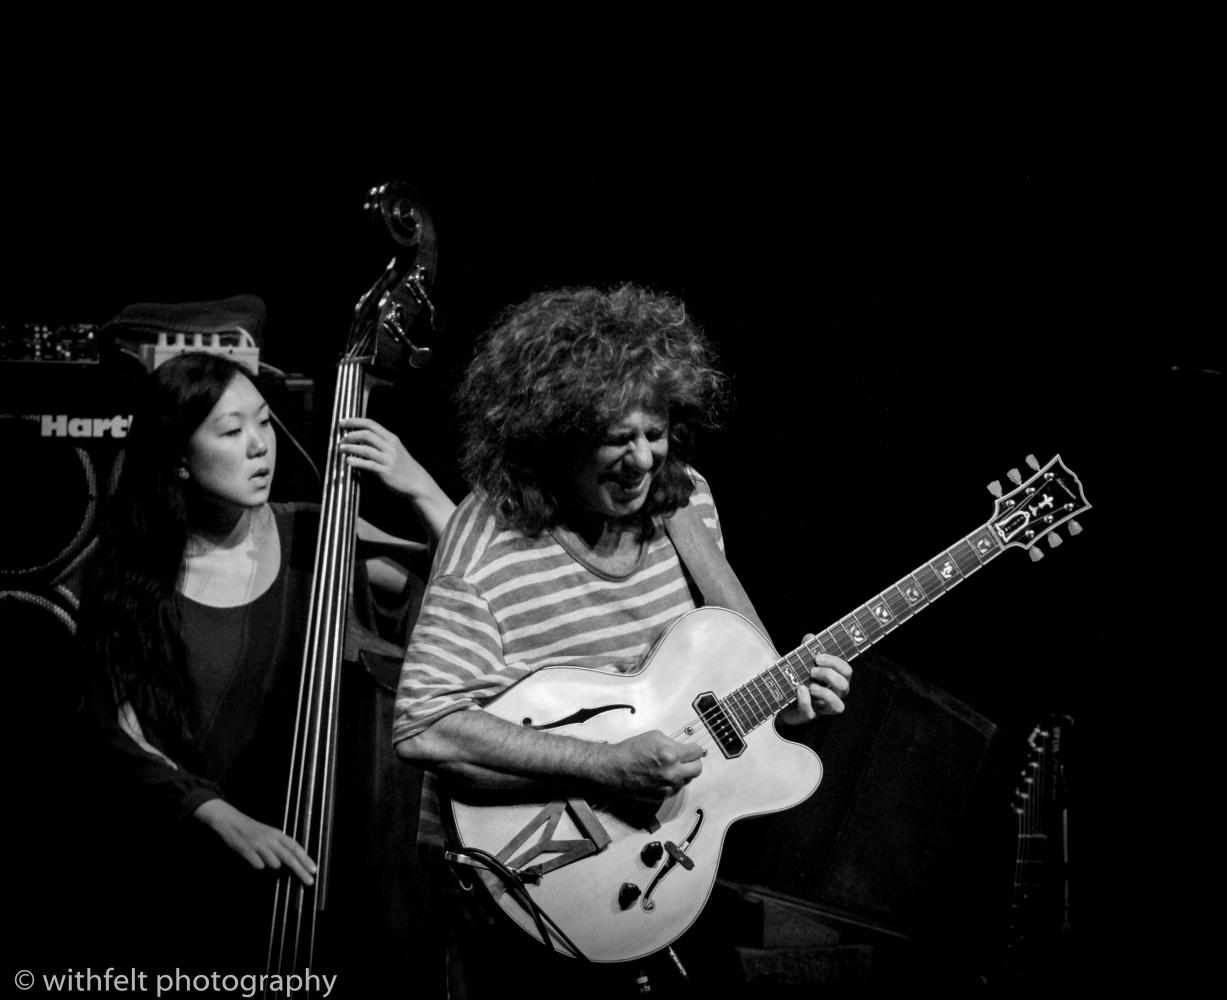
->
[1029, 547, 1044, 562]
[1068, 520, 1083, 535]
[987, 480, 1003, 497]
[1047, 533, 1063, 549]
[1026, 454, 1040, 471]
[1008, 468, 1022, 485]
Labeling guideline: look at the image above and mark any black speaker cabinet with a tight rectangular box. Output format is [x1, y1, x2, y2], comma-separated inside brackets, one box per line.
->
[719, 652, 998, 935]
[1, 362, 144, 723]
[1, 361, 146, 959]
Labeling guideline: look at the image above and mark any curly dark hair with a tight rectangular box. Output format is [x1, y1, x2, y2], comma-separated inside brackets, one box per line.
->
[456, 284, 727, 534]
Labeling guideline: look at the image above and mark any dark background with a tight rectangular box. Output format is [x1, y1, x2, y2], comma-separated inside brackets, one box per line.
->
[4, 132, 1217, 992]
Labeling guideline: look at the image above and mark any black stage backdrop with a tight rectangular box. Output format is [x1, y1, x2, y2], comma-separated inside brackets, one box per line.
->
[4, 143, 1216, 993]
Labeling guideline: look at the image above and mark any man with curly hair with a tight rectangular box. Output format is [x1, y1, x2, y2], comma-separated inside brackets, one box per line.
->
[393, 284, 852, 997]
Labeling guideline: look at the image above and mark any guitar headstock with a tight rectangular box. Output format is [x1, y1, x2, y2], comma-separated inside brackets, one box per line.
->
[1012, 723, 1048, 814]
[987, 455, 1090, 561]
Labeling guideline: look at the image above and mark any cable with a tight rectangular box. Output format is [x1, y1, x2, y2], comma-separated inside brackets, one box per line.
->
[270, 407, 322, 487]
[447, 848, 554, 956]
[445, 846, 591, 963]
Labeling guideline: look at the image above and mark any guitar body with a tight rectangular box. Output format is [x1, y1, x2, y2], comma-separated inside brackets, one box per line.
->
[448, 607, 823, 963]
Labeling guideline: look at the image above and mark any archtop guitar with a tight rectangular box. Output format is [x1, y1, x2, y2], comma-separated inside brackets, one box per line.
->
[446, 455, 1090, 963]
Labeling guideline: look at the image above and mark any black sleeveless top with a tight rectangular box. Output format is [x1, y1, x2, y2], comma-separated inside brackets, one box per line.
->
[174, 501, 318, 819]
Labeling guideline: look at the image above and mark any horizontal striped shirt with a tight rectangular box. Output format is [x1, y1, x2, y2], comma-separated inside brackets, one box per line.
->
[392, 470, 723, 744]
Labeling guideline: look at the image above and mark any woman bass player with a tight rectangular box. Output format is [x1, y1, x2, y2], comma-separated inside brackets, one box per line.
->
[392, 285, 853, 998]
[77, 351, 455, 970]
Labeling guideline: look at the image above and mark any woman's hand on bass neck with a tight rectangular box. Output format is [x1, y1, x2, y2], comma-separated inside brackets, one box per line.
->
[338, 416, 455, 541]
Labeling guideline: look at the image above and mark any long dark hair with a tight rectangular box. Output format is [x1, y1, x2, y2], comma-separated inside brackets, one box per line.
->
[78, 352, 255, 749]
[456, 284, 727, 535]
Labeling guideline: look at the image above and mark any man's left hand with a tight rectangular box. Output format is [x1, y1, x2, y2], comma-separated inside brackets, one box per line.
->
[778, 638, 852, 725]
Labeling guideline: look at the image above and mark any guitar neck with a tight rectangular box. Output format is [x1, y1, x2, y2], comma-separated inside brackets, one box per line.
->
[721, 522, 1006, 735]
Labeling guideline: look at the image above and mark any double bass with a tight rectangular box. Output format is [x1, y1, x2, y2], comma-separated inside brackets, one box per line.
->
[265, 181, 441, 994]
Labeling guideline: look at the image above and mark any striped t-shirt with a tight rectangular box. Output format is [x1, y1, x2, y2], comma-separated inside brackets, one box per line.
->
[391, 470, 723, 846]
[391, 470, 722, 744]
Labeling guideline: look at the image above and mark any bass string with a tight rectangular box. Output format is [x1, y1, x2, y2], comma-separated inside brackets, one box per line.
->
[271, 359, 364, 975]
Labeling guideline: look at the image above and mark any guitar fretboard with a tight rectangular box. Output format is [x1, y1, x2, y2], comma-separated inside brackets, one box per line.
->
[719, 523, 1004, 735]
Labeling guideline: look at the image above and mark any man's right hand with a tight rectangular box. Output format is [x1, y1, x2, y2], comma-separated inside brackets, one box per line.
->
[605, 730, 704, 802]
[398, 710, 706, 802]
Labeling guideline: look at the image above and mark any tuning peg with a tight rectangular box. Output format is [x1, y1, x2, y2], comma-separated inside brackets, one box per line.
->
[1068, 520, 1083, 536]
[1029, 547, 1044, 562]
[1025, 454, 1040, 471]
[1047, 533, 1063, 549]
[1007, 468, 1022, 485]
[987, 480, 1003, 497]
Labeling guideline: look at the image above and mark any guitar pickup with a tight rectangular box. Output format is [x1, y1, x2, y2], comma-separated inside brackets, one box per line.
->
[693, 692, 745, 759]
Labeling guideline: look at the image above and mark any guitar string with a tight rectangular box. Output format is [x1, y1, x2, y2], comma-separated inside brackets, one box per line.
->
[585, 530, 1004, 763]
[544, 533, 1008, 810]
[655, 641, 870, 764]
[655, 648, 823, 751]
[663, 554, 986, 749]
[664, 673, 800, 750]
[1012, 728, 1051, 936]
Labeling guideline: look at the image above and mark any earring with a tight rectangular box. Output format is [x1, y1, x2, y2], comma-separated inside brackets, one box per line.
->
[177, 467, 190, 481]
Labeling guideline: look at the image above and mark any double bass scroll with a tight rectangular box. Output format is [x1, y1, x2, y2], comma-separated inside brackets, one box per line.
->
[360, 180, 442, 372]
[265, 181, 441, 994]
